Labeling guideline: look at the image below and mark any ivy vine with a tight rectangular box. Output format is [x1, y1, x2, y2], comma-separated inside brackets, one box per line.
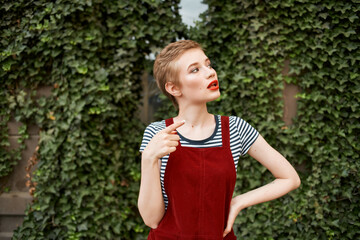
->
[1, 0, 359, 239]
[157, 0, 360, 239]
[1, 0, 185, 239]
[186, 0, 359, 239]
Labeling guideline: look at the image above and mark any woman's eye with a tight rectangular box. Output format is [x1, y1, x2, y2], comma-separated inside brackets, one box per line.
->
[191, 68, 199, 73]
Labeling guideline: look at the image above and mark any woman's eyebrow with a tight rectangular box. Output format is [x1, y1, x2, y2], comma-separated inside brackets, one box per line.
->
[187, 62, 199, 71]
[187, 58, 210, 71]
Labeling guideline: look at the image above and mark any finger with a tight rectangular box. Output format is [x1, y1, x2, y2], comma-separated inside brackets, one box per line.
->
[223, 229, 230, 238]
[167, 133, 180, 141]
[226, 218, 235, 232]
[168, 146, 177, 153]
[167, 140, 179, 147]
[223, 211, 236, 237]
[164, 120, 185, 133]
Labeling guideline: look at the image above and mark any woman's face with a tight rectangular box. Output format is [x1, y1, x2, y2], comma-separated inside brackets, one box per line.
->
[173, 48, 220, 106]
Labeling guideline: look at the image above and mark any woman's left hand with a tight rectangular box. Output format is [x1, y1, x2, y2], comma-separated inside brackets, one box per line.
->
[223, 196, 242, 238]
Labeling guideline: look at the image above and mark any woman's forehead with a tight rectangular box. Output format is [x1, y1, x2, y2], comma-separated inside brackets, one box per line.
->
[176, 48, 209, 66]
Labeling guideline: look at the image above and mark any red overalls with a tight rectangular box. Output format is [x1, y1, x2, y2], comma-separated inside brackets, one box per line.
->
[148, 116, 237, 240]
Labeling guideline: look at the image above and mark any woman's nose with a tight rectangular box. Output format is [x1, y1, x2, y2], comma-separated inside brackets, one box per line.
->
[205, 66, 216, 78]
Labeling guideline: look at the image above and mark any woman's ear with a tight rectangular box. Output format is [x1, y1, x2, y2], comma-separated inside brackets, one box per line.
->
[165, 82, 182, 97]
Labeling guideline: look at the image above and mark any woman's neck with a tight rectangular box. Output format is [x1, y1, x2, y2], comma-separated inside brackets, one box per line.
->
[174, 103, 213, 129]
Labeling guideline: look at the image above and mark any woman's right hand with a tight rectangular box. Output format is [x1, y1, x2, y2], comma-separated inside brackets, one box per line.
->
[142, 120, 185, 163]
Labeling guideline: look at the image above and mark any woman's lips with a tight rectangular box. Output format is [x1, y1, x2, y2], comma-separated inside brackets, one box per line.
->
[207, 80, 219, 90]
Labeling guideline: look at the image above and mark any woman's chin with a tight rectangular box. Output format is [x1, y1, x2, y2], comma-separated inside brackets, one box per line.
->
[207, 92, 221, 102]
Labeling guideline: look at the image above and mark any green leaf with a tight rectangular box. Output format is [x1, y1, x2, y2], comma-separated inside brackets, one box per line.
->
[76, 66, 88, 74]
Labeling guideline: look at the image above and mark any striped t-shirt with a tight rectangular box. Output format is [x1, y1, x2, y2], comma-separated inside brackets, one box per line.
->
[139, 115, 259, 211]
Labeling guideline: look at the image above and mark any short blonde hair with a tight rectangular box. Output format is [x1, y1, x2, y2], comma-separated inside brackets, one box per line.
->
[153, 40, 203, 110]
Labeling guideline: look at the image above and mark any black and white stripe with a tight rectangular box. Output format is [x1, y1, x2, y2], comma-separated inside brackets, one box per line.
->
[139, 115, 259, 211]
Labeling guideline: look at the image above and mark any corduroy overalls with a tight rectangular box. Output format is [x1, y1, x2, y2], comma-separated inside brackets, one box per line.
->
[148, 116, 237, 240]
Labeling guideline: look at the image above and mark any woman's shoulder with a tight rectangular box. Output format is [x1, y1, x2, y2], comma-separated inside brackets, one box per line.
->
[217, 114, 251, 120]
[143, 119, 166, 136]
[139, 120, 167, 153]
[218, 114, 258, 133]
[217, 114, 245, 123]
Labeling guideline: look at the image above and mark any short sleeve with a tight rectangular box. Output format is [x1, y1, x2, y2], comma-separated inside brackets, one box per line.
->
[234, 116, 259, 156]
[139, 121, 165, 153]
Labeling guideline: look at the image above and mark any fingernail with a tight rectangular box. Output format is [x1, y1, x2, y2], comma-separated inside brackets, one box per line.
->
[182, 120, 186, 123]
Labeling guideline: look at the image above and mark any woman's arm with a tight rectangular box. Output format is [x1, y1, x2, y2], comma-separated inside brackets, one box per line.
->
[137, 120, 185, 228]
[223, 134, 301, 237]
[138, 155, 165, 229]
[235, 134, 301, 208]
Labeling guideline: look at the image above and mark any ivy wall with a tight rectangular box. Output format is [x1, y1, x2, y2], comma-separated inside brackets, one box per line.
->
[156, 0, 360, 239]
[1, 0, 359, 239]
[1, 0, 185, 239]
[186, 0, 359, 239]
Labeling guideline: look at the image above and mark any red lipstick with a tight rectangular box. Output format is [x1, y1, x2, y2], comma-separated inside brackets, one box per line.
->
[207, 80, 219, 90]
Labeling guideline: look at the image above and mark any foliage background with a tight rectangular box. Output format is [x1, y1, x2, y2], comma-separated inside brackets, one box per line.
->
[1, 0, 359, 239]
[157, 0, 360, 239]
[1, 0, 185, 239]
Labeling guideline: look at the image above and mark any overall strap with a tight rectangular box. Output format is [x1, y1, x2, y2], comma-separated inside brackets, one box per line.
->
[165, 117, 173, 127]
[221, 116, 230, 148]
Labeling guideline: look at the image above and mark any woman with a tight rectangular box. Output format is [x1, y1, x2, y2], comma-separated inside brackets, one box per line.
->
[138, 40, 301, 239]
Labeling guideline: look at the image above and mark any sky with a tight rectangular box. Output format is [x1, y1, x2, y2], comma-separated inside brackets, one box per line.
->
[179, 0, 208, 27]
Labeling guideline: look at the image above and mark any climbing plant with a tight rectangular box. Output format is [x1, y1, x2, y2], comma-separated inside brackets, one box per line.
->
[1, 0, 185, 239]
[2, 0, 359, 239]
[157, 0, 360, 239]
[0, 97, 28, 180]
